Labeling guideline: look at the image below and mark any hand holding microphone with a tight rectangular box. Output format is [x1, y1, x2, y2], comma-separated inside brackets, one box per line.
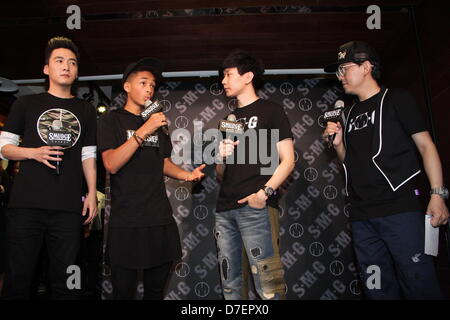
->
[217, 114, 244, 160]
[47, 119, 72, 175]
[141, 112, 168, 137]
[322, 100, 345, 148]
[141, 99, 169, 135]
[218, 139, 240, 158]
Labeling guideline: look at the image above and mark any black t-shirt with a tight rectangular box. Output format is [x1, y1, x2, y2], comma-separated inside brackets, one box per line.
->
[216, 99, 293, 212]
[345, 90, 427, 221]
[97, 108, 174, 227]
[3, 92, 97, 213]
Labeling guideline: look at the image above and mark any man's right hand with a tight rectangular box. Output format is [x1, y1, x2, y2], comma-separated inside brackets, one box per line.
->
[138, 112, 167, 137]
[323, 122, 343, 147]
[218, 139, 240, 158]
[31, 146, 64, 169]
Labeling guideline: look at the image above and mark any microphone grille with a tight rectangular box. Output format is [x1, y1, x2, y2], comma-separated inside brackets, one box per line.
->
[334, 100, 345, 109]
[227, 114, 236, 121]
[144, 99, 153, 107]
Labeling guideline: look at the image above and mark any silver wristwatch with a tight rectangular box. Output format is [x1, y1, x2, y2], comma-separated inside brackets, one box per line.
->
[261, 185, 275, 197]
[430, 186, 449, 200]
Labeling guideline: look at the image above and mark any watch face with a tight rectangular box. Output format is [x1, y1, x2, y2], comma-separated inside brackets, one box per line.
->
[265, 187, 274, 197]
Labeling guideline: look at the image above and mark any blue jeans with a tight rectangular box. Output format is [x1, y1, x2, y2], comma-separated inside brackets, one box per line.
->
[215, 205, 286, 300]
[351, 211, 443, 300]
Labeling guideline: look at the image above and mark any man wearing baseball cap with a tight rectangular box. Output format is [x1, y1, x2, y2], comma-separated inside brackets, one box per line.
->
[97, 58, 205, 299]
[323, 41, 448, 299]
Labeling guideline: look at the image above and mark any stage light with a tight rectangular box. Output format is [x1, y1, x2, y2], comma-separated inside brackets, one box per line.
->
[97, 103, 107, 115]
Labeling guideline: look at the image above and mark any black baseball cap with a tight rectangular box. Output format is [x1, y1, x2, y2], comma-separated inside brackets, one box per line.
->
[122, 57, 163, 85]
[324, 41, 380, 73]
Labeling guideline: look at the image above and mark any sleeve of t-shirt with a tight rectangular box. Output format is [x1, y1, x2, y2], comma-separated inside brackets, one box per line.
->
[391, 89, 428, 136]
[159, 131, 173, 159]
[270, 104, 293, 141]
[82, 101, 97, 147]
[2, 97, 27, 136]
[97, 113, 118, 154]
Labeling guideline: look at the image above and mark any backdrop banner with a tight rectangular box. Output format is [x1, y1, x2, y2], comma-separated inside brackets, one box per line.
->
[101, 77, 361, 300]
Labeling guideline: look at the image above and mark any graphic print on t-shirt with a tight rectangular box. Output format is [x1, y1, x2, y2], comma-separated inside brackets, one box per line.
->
[126, 129, 159, 147]
[37, 108, 81, 148]
[347, 110, 376, 133]
[236, 116, 258, 129]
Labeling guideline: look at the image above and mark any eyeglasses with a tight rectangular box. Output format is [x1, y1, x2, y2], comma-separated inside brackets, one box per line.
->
[336, 63, 358, 78]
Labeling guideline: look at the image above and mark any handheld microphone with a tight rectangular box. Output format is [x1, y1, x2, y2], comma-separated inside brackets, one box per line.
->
[323, 100, 345, 148]
[141, 99, 169, 135]
[48, 119, 71, 175]
[218, 114, 244, 136]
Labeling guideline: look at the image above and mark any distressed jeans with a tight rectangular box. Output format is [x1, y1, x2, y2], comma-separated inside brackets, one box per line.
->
[215, 205, 286, 300]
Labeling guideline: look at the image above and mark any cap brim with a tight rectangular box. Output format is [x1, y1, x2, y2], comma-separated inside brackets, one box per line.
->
[324, 62, 340, 73]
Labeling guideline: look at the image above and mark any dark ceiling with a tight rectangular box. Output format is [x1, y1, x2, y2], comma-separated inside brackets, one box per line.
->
[0, 0, 423, 80]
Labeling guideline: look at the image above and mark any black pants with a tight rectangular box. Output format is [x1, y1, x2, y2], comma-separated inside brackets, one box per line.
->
[2, 208, 82, 299]
[111, 262, 173, 300]
[352, 211, 443, 299]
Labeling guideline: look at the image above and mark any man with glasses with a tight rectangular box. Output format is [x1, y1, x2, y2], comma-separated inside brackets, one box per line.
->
[323, 41, 448, 299]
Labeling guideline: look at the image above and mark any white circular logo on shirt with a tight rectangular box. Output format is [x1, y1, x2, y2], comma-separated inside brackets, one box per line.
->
[37, 108, 81, 148]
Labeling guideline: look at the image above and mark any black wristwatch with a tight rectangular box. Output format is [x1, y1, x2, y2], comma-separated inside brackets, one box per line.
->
[261, 185, 275, 197]
[430, 186, 449, 200]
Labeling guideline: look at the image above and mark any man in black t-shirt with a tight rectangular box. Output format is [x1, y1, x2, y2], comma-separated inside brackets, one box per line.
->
[97, 57, 205, 300]
[0, 37, 97, 299]
[215, 50, 295, 300]
[324, 41, 448, 299]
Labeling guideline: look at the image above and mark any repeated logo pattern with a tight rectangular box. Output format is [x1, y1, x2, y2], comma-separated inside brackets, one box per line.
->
[101, 79, 360, 300]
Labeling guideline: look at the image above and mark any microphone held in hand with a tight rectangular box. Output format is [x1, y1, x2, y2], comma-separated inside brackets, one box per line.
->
[218, 114, 244, 135]
[141, 99, 169, 135]
[47, 119, 71, 175]
[323, 100, 346, 148]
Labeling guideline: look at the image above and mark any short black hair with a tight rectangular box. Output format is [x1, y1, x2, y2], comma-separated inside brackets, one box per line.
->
[221, 50, 265, 90]
[44, 36, 80, 64]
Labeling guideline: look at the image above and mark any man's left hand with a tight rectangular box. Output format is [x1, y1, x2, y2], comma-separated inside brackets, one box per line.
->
[237, 190, 267, 209]
[427, 195, 449, 227]
[186, 164, 206, 182]
[82, 192, 98, 225]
